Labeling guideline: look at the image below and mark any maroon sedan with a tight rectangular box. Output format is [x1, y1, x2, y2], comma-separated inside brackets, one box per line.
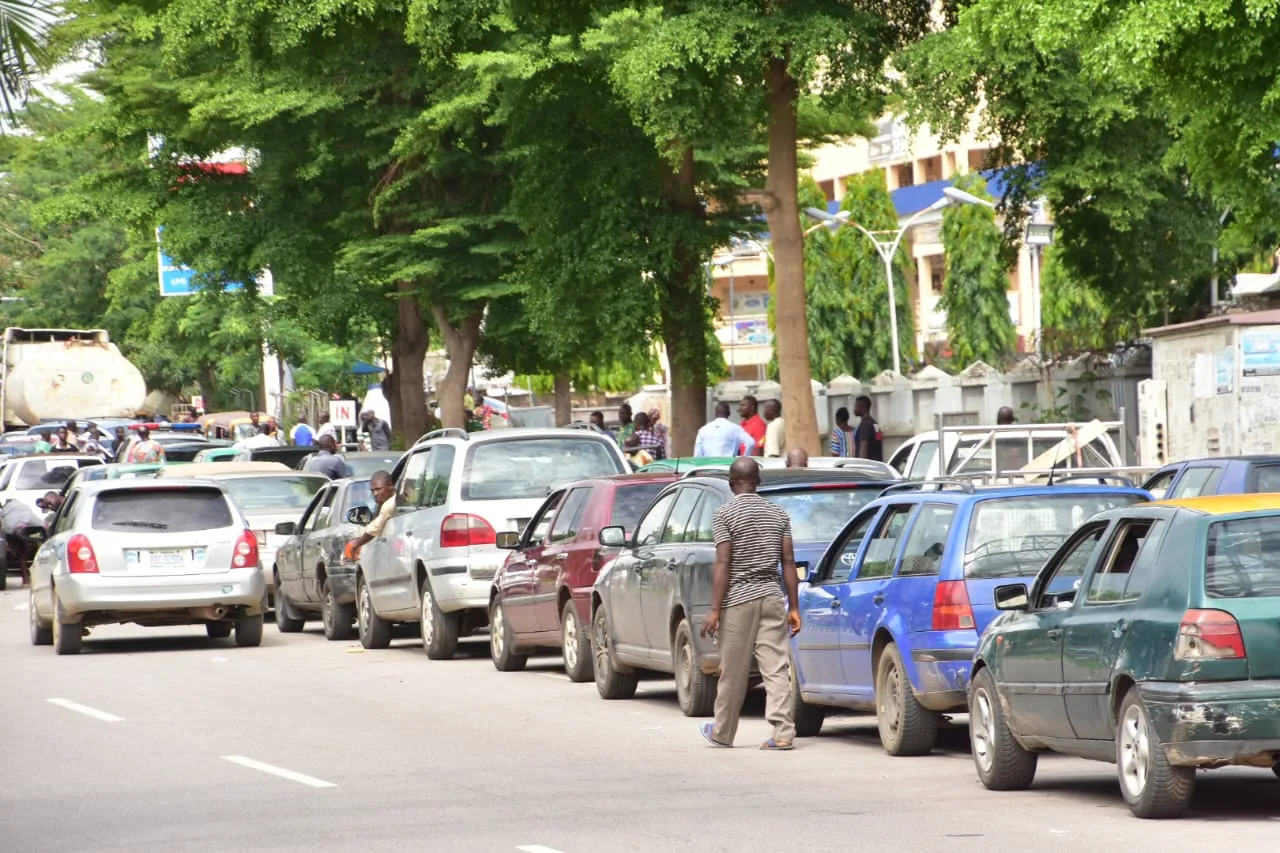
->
[490, 473, 676, 680]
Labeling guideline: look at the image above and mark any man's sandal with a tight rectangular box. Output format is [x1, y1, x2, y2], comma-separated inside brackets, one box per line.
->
[700, 722, 732, 747]
[760, 738, 794, 751]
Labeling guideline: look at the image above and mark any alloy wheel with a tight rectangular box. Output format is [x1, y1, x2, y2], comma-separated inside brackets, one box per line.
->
[593, 611, 611, 675]
[972, 688, 995, 773]
[881, 659, 902, 734]
[421, 588, 435, 645]
[1118, 703, 1150, 799]
[322, 585, 334, 634]
[358, 582, 371, 637]
[491, 602, 505, 658]
[562, 609, 578, 671]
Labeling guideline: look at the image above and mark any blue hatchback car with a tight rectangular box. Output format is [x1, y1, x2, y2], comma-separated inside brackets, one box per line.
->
[789, 483, 1151, 755]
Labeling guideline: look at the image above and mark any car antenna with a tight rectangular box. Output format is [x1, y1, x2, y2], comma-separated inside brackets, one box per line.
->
[1047, 452, 1063, 487]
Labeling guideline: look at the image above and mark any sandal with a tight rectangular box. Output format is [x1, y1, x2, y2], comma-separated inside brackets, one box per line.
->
[760, 738, 794, 751]
[700, 722, 732, 748]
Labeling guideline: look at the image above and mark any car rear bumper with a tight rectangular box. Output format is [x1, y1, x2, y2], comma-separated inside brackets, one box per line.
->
[56, 569, 267, 618]
[911, 653, 970, 712]
[428, 551, 507, 613]
[1141, 680, 1280, 766]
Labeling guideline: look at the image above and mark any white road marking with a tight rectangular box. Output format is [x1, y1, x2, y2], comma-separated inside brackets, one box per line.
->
[220, 755, 337, 788]
[46, 698, 124, 723]
[517, 846, 567, 853]
[541, 673, 570, 682]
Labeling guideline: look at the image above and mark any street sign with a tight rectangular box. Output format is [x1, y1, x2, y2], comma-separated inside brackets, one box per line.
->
[329, 399, 357, 427]
[191, 395, 205, 411]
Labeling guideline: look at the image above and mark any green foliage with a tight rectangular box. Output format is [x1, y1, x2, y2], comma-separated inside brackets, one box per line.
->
[1039, 246, 1138, 357]
[939, 174, 1016, 367]
[0, 1, 49, 119]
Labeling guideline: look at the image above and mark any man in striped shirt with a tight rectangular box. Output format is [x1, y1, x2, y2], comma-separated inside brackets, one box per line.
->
[699, 458, 802, 749]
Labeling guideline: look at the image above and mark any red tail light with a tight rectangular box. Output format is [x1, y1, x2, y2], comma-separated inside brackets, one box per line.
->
[440, 514, 497, 549]
[67, 534, 98, 574]
[1176, 609, 1246, 660]
[232, 529, 259, 569]
[932, 581, 975, 631]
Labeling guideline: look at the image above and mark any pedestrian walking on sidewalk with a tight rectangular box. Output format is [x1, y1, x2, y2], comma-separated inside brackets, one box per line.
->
[699, 457, 802, 750]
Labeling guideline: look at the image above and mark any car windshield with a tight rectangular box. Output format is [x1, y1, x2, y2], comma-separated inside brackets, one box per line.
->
[953, 435, 1112, 475]
[92, 488, 233, 533]
[343, 480, 373, 514]
[345, 456, 400, 479]
[609, 483, 667, 534]
[463, 438, 623, 500]
[17, 460, 82, 490]
[765, 487, 882, 542]
[218, 476, 326, 511]
[964, 493, 1143, 578]
[1205, 515, 1280, 598]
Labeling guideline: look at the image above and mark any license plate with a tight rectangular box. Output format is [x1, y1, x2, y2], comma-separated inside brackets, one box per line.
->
[126, 548, 207, 570]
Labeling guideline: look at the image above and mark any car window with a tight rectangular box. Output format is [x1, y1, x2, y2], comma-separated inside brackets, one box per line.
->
[297, 488, 330, 532]
[219, 476, 326, 511]
[687, 493, 722, 543]
[907, 441, 937, 480]
[396, 448, 432, 508]
[526, 491, 565, 544]
[1033, 522, 1107, 609]
[463, 438, 623, 500]
[0, 463, 14, 491]
[634, 492, 676, 547]
[662, 488, 703, 544]
[53, 492, 80, 535]
[1206, 516, 1280, 598]
[857, 505, 913, 580]
[763, 487, 882, 542]
[1085, 520, 1152, 603]
[888, 444, 911, 475]
[1142, 469, 1177, 500]
[17, 460, 80, 491]
[92, 487, 234, 533]
[1253, 466, 1280, 493]
[1169, 466, 1223, 499]
[609, 482, 668, 535]
[820, 509, 879, 584]
[419, 445, 455, 509]
[550, 487, 592, 543]
[308, 489, 337, 531]
[898, 504, 956, 577]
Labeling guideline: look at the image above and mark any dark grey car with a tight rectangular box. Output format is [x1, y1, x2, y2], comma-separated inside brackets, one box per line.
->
[272, 478, 372, 640]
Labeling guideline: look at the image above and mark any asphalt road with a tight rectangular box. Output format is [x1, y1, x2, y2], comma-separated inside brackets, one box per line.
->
[3, 586, 1280, 852]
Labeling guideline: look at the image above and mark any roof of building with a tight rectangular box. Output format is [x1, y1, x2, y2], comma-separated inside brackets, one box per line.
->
[827, 168, 1014, 218]
[1145, 309, 1280, 338]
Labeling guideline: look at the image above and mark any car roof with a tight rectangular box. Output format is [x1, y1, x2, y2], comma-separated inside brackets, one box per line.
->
[418, 427, 620, 445]
[598, 472, 680, 486]
[156, 461, 289, 478]
[1164, 455, 1280, 466]
[1152, 493, 1280, 515]
[874, 483, 1151, 505]
[74, 478, 232, 495]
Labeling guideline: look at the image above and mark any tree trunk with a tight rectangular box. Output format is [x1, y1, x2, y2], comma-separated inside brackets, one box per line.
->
[198, 364, 217, 411]
[553, 374, 571, 426]
[393, 280, 430, 445]
[764, 54, 820, 456]
[382, 368, 403, 441]
[658, 145, 709, 457]
[432, 306, 484, 429]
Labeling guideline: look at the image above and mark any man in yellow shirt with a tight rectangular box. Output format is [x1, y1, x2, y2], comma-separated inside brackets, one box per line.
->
[348, 471, 396, 561]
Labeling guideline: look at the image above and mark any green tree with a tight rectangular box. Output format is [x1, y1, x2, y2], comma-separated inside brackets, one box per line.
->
[939, 175, 1015, 367]
[0, 1, 48, 118]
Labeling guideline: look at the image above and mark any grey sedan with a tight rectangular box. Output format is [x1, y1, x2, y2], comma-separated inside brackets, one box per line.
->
[27, 479, 268, 654]
[272, 477, 372, 640]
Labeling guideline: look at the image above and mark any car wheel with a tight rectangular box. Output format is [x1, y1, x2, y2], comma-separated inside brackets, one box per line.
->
[489, 599, 528, 672]
[421, 582, 459, 660]
[876, 642, 939, 756]
[273, 573, 305, 633]
[205, 621, 233, 639]
[29, 586, 52, 646]
[321, 578, 356, 641]
[673, 619, 716, 716]
[970, 667, 1037, 790]
[235, 612, 264, 647]
[561, 600, 593, 683]
[592, 605, 637, 700]
[790, 656, 826, 737]
[356, 575, 391, 650]
[51, 586, 82, 656]
[1116, 686, 1194, 818]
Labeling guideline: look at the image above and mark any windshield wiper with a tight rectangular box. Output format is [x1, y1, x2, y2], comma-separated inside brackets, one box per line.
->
[112, 520, 169, 529]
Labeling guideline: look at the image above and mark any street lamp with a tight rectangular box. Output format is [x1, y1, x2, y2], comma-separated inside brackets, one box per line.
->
[1024, 218, 1056, 356]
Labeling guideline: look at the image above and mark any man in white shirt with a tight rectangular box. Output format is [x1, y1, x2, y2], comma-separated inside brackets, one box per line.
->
[762, 399, 785, 458]
[694, 402, 757, 457]
[239, 424, 280, 450]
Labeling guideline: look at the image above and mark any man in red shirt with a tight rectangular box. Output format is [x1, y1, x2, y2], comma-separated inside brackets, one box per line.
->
[738, 395, 767, 457]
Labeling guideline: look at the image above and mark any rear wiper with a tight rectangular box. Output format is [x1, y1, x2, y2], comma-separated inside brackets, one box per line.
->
[112, 520, 169, 529]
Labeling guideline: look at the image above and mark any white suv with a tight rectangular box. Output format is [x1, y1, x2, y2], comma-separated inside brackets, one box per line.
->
[355, 428, 628, 658]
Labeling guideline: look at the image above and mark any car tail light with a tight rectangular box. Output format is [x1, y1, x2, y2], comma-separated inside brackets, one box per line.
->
[232, 529, 259, 569]
[67, 534, 98, 574]
[932, 581, 975, 631]
[1175, 609, 1246, 660]
[440, 514, 497, 549]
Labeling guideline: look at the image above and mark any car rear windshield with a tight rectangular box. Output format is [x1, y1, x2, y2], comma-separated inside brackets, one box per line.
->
[463, 439, 623, 500]
[92, 488, 234, 533]
[965, 493, 1143, 578]
[17, 460, 84, 490]
[609, 483, 667, 534]
[1205, 516, 1280, 598]
[220, 476, 326, 511]
[765, 487, 882, 542]
[345, 456, 400, 479]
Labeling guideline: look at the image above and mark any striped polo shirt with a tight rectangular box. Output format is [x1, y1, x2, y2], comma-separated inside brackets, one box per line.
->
[712, 492, 792, 607]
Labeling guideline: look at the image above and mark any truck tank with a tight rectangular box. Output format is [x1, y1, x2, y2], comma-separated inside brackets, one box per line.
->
[2, 328, 148, 427]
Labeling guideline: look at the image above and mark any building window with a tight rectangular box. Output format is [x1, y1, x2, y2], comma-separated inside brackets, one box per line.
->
[895, 163, 914, 188]
[920, 155, 942, 183]
[931, 266, 944, 295]
[968, 148, 990, 172]
[818, 179, 835, 202]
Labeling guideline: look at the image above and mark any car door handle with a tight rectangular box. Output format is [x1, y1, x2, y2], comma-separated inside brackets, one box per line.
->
[872, 594, 885, 606]
[830, 599, 841, 610]
[1113, 619, 1128, 638]
[1047, 629, 1062, 639]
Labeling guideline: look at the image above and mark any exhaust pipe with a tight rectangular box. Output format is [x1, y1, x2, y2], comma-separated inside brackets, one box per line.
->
[191, 605, 229, 620]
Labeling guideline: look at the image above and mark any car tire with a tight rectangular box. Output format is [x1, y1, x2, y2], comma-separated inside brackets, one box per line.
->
[489, 599, 528, 672]
[592, 605, 638, 700]
[1116, 686, 1195, 819]
[421, 582, 459, 660]
[561, 600, 593, 683]
[876, 642, 939, 756]
[51, 586, 82, 656]
[205, 621, 233, 639]
[673, 619, 716, 717]
[274, 573, 305, 633]
[356, 575, 391, 650]
[235, 613, 264, 647]
[29, 587, 52, 646]
[970, 667, 1037, 790]
[321, 578, 356, 641]
[791, 657, 826, 738]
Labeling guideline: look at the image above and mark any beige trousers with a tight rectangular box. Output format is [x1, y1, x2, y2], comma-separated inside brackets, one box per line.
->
[711, 594, 795, 745]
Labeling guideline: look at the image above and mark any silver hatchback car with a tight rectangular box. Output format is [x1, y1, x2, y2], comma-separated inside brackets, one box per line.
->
[27, 479, 268, 655]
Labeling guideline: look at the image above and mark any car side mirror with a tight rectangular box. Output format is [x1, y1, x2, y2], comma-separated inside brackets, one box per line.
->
[994, 583, 1030, 611]
[20, 525, 46, 543]
[599, 526, 627, 547]
[274, 521, 296, 536]
[794, 561, 810, 583]
[346, 506, 373, 525]
[495, 531, 521, 550]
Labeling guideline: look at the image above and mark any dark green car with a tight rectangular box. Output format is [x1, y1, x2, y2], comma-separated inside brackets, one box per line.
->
[970, 494, 1280, 819]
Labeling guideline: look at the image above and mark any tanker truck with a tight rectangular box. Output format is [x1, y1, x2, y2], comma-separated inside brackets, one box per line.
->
[0, 328, 148, 429]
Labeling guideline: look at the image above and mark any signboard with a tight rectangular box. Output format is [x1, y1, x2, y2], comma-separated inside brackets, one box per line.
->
[1241, 326, 1280, 377]
[730, 291, 770, 316]
[868, 118, 909, 165]
[329, 399, 357, 427]
[156, 228, 245, 297]
[730, 319, 772, 345]
[191, 395, 205, 411]
[1215, 347, 1235, 395]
